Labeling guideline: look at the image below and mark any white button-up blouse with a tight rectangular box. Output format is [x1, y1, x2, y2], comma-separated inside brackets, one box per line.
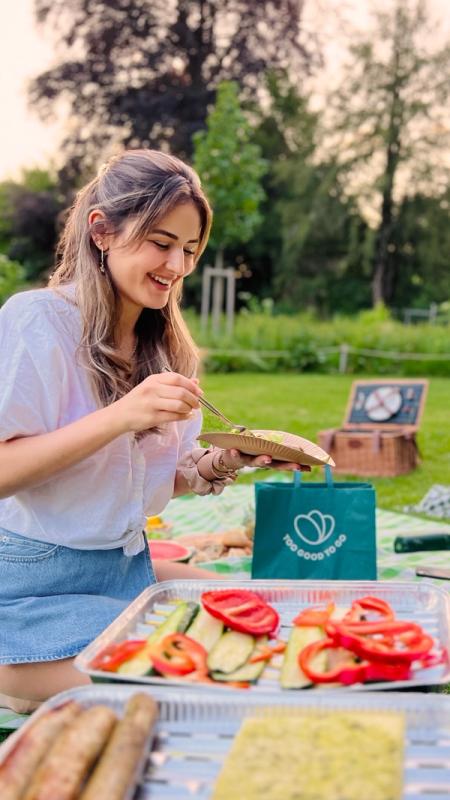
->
[0, 288, 202, 555]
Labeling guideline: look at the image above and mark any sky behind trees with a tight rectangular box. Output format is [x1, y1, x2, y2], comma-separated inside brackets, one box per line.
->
[0, 0, 449, 180]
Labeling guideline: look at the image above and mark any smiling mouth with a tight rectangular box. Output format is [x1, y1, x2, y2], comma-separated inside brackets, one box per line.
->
[147, 273, 172, 289]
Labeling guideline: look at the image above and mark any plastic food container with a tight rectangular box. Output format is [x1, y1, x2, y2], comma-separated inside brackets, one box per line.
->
[2, 684, 450, 799]
[75, 579, 450, 692]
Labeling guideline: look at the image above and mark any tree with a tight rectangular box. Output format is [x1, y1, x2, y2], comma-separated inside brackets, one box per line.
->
[0, 169, 64, 280]
[227, 70, 369, 314]
[193, 81, 267, 273]
[274, 158, 369, 314]
[386, 190, 450, 309]
[30, 0, 314, 181]
[324, 0, 450, 306]
[243, 70, 320, 300]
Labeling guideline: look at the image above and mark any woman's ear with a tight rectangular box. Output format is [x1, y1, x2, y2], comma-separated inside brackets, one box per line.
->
[88, 209, 109, 249]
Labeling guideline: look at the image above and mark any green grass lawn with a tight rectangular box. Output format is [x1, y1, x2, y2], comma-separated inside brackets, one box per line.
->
[200, 373, 450, 520]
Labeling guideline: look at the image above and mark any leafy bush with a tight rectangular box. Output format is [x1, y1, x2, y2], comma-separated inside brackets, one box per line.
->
[186, 308, 450, 377]
[0, 255, 26, 306]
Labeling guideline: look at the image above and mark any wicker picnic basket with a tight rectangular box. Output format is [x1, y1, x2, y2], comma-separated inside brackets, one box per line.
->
[318, 379, 428, 477]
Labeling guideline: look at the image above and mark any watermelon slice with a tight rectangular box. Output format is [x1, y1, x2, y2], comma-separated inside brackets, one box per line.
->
[148, 539, 193, 563]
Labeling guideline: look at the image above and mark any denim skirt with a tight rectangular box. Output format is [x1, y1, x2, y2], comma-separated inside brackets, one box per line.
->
[0, 528, 156, 664]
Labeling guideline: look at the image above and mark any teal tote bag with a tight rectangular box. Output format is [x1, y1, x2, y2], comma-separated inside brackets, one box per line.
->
[251, 467, 377, 580]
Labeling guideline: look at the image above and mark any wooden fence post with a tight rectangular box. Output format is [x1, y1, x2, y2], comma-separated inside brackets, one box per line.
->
[339, 343, 349, 373]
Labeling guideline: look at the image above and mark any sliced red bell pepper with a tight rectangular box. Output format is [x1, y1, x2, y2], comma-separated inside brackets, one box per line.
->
[249, 641, 286, 664]
[326, 618, 418, 638]
[293, 602, 335, 627]
[326, 619, 434, 665]
[202, 589, 262, 611]
[150, 633, 208, 677]
[298, 638, 412, 685]
[90, 639, 147, 672]
[228, 681, 251, 689]
[201, 589, 279, 636]
[343, 596, 395, 624]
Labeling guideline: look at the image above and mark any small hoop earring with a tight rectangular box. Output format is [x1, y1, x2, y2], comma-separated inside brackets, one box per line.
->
[99, 248, 106, 274]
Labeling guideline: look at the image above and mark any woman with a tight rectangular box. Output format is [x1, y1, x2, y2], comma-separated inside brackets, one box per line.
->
[0, 150, 302, 710]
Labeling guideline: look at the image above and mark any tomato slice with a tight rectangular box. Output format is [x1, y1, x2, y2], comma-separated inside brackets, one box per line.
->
[201, 589, 279, 635]
[90, 639, 147, 672]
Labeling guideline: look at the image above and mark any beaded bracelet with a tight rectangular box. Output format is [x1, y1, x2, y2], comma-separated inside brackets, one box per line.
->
[176, 447, 237, 496]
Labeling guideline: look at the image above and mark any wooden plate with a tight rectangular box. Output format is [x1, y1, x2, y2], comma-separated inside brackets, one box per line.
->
[198, 429, 335, 467]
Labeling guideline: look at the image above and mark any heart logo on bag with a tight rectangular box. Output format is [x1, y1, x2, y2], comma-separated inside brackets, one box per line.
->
[293, 510, 335, 546]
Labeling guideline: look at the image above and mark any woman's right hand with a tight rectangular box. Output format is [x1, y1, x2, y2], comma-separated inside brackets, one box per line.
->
[114, 372, 202, 433]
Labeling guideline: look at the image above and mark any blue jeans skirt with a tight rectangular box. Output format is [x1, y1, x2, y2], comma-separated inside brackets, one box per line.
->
[0, 528, 156, 664]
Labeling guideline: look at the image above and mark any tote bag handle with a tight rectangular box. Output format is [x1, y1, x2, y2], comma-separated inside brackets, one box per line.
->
[293, 464, 334, 488]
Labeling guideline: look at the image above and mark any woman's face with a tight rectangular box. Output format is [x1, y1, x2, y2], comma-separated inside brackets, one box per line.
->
[104, 202, 201, 314]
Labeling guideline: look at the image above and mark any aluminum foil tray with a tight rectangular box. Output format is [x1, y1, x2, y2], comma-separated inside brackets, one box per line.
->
[2, 684, 450, 799]
[75, 579, 450, 692]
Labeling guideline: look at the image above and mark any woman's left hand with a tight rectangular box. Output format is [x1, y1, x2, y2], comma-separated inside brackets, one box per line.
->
[219, 448, 311, 473]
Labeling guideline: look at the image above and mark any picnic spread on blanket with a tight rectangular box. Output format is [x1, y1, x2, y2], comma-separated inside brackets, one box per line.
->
[157, 483, 450, 581]
[2, 374, 450, 798]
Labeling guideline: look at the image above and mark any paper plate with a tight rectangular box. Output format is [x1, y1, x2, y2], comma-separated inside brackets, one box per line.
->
[198, 429, 335, 467]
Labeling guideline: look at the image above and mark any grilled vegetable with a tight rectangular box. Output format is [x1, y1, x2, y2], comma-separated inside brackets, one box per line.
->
[211, 636, 268, 683]
[185, 606, 224, 651]
[201, 589, 279, 636]
[207, 631, 255, 674]
[90, 640, 147, 672]
[117, 601, 199, 677]
[146, 601, 200, 644]
[299, 639, 413, 685]
[150, 633, 208, 677]
[280, 626, 326, 689]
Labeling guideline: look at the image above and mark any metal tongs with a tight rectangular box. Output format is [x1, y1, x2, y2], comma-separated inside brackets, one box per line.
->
[197, 395, 248, 433]
[162, 365, 248, 432]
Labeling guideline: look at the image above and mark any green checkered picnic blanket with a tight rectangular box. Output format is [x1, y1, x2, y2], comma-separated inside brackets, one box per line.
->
[163, 483, 450, 581]
[1, 484, 450, 733]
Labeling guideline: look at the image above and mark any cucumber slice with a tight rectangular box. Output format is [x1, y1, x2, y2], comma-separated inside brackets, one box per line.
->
[211, 636, 268, 683]
[207, 631, 255, 674]
[210, 661, 263, 682]
[279, 606, 350, 689]
[117, 600, 199, 677]
[280, 626, 326, 689]
[117, 648, 154, 677]
[146, 600, 199, 645]
[185, 607, 224, 651]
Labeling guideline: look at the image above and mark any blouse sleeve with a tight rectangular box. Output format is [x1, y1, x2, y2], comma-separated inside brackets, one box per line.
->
[175, 408, 236, 496]
[0, 294, 67, 441]
[177, 408, 204, 458]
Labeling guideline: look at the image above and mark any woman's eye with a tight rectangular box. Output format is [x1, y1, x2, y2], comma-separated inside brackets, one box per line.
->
[151, 240, 195, 256]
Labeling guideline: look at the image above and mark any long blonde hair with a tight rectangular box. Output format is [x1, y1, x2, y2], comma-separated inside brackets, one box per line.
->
[49, 149, 212, 408]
